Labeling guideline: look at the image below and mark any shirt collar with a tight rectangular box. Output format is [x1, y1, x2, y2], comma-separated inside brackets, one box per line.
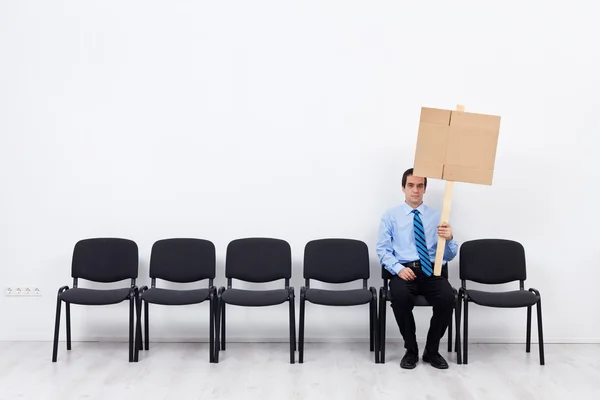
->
[402, 201, 426, 216]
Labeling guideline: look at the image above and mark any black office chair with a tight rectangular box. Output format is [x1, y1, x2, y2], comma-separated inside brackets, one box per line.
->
[459, 239, 544, 365]
[135, 238, 217, 362]
[378, 264, 461, 364]
[299, 239, 378, 363]
[215, 238, 296, 364]
[52, 238, 139, 362]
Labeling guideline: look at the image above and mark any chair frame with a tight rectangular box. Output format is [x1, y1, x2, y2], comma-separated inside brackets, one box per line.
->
[214, 238, 296, 364]
[378, 265, 461, 364]
[458, 240, 545, 365]
[134, 238, 218, 362]
[52, 239, 139, 363]
[300, 278, 378, 363]
[135, 278, 217, 362]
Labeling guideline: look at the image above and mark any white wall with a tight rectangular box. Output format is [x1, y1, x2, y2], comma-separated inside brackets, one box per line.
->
[1, 0, 599, 344]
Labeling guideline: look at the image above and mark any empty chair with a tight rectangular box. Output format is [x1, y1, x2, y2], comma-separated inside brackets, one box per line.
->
[459, 239, 544, 365]
[215, 238, 296, 364]
[135, 238, 217, 362]
[299, 239, 378, 363]
[378, 265, 461, 364]
[52, 238, 139, 362]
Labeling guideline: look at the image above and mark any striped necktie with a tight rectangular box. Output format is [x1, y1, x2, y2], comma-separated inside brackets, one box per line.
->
[412, 209, 433, 276]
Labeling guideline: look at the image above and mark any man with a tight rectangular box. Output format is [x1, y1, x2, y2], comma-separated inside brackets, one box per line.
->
[376, 168, 457, 369]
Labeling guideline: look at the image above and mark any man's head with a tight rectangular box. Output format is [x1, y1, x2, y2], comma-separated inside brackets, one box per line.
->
[402, 168, 427, 208]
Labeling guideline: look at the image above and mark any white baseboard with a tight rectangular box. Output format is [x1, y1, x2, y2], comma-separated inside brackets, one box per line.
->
[4, 336, 600, 344]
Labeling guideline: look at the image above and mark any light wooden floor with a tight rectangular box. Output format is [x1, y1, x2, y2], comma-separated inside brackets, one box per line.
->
[0, 342, 598, 399]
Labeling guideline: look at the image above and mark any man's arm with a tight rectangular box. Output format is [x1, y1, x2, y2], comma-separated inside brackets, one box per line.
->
[444, 238, 458, 261]
[376, 215, 403, 275]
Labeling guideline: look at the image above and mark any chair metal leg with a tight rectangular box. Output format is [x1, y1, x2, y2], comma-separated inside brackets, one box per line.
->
[379, 290, 387, 364]
[144, 301, 149, 351]
[52, 296, 62, 362]
[455, 294, 462, 364]
[66, 302, 72, 351]
[463, 297, 469, 365]
[447, 308, 453, 352]
[214, 296, 221, 363]
[537, 299, 545, 365]
[134, 296, 142, 362]
[371, 297, 380, 363]
[221, 303, 226, 351]
[129, 296, 134, 362]
[136, 299, 143, 352]
[526, 305, 532, 353]
[289, 292, 296, 364]
[299, 293, 305, 363]
[369, 299, 374, 352]
[209, 295, 215, 363]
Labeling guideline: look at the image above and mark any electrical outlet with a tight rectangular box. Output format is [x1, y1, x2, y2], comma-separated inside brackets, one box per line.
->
[5, 286, 42, 296]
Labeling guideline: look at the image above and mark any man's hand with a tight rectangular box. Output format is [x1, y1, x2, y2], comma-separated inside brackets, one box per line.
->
[398, 267, 416, 281]
[437, 222, 453, 240]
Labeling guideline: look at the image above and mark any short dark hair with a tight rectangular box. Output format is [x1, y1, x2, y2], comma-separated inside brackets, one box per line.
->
[402, 168, 427, 188]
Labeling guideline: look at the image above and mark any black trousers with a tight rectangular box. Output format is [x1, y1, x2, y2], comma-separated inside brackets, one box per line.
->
[389, 267, 454, 353]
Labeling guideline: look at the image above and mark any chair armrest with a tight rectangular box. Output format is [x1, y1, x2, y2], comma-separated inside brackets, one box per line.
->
[379, 286, 386, 301]
[128, 286, 139, 299]
[57, 286, 69, 297]
[300, 286, 306, 298]
[288, 286, 295, 300]
[528, 288, 541, 296]
[369, 287, 377, 300]
[217, 287, 226, 297]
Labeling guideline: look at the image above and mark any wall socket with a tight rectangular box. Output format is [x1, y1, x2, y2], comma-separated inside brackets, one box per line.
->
[5, 287, 42, 297]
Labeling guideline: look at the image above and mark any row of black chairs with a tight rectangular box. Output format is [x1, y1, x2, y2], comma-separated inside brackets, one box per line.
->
[51, 237, 544, 366]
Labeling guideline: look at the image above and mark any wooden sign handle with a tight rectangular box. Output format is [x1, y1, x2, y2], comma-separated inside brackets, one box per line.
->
[432, 104, 463, 276]
[433, 180, 454, 275]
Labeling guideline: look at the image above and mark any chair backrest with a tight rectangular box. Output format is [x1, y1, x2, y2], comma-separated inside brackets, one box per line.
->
[459, 239, 526, 284]
[72, 238, 138, 282]
[149, 238, 216, 283]
[304, 239, 369, 283]
[225, 238, 291, 283]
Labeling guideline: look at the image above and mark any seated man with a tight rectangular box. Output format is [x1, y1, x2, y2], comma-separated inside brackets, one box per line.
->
[376, 168, 457, 369]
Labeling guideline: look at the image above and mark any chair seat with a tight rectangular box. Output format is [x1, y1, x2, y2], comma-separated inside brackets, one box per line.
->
[467, 289, 539, 308]
[221, 288, 289, 307]
[142, 288, 210, 306]
[60, 288, 132, 305]
[305, 288, 372, 306]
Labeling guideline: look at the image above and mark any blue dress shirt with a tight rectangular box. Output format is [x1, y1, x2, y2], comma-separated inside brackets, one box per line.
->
[376, 202, 458, 276]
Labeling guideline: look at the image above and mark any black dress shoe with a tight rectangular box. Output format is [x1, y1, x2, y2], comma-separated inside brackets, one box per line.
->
[422, 349, 449, 369]
[400, 350, 419, 369]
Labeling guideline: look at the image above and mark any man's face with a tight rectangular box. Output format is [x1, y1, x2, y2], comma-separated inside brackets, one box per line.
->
[403, 175, 426, 207]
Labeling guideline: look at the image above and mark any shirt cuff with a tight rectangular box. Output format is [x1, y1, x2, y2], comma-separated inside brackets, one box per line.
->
[390, 262, 404, 275]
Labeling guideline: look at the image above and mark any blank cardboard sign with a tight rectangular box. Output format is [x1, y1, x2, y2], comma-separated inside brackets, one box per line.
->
[413, 107, 501, 185]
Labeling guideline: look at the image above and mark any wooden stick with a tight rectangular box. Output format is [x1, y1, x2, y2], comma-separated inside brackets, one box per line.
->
[432, 104, 463, 276]
[433, 180, 454, 275]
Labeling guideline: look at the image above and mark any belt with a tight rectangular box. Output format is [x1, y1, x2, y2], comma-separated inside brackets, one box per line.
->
[402, 260, 446, 269]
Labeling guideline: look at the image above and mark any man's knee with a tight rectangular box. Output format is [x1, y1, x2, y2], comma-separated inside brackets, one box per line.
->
[438, 283, 455, 309]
